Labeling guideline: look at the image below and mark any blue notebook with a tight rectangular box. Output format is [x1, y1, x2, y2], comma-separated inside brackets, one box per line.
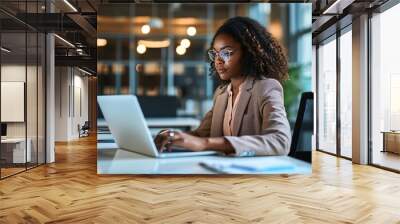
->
[199, 160, 296, 174]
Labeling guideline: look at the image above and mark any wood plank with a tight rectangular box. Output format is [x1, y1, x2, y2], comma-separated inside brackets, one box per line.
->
[0, 135, 399, 223]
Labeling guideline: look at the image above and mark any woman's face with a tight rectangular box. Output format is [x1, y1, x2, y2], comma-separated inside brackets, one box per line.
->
[212, 33, 243, 81]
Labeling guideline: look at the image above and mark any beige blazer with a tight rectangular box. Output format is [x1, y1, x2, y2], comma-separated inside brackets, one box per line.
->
[189, 77, 291, 156]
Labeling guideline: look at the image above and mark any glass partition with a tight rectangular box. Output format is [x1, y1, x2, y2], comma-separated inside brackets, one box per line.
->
[0, 0, 46, 179]
[317, 36, 337, 155]
[1, 27, 28, 178]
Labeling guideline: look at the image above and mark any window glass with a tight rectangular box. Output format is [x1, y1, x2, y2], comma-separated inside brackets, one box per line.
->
[339, 29, 352, 158]
[371, 3, 400, 171]
[317, 37, 337, 154]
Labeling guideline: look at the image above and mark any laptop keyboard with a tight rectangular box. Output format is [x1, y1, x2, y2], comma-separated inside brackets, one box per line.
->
[97, 139, 194, 153]
[163, 148, 194, 153]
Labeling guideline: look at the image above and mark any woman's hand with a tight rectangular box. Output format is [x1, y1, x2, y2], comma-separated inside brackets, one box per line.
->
[154, 130, 235, 154]
[154, 129, 208, 152]
[170, 131, 208, 152]
[154, 129, 171, 152]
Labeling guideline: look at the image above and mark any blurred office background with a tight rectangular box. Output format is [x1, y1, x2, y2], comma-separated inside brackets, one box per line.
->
[97, 3, 312, 127]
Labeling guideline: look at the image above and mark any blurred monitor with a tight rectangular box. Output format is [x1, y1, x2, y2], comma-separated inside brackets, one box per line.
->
[1, 123, 7, 137]
[137, 96, 180, 118]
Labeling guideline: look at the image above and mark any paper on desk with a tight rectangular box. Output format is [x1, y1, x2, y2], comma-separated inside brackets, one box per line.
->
[199, 159, 296, 174]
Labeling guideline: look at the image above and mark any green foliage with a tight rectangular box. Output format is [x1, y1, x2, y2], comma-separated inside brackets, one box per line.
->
[283, 66, 303, 126]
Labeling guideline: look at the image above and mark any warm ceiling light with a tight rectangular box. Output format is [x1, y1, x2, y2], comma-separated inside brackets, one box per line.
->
[97, 38, 107, 47]
[176, 45, 186, 55]
[269, 22, 283, 41]
[187, 26, 197, 36]
[141, 24, 151, 34]
[138, 39, 170, 48]
[54, 34, 75, 48]
[173, 18, 205, 26]
[112, 64, 125, 74]
[137, 44, 147, 54]
[63, 0, 78, 12]
[180, 38, 191, 48]
[1, 47, 11, 53]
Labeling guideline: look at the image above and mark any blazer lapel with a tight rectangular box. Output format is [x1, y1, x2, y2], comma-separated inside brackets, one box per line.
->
[232, 77, 255, 136]
[232, 90, 251, 136]
[210, 91, 228, 137]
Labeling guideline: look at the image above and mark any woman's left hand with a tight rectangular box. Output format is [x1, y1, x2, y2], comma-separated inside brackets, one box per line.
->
[168, 131, 208, 152]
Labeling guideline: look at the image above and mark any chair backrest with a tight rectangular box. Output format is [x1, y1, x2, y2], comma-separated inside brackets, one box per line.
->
[289, 92, 314, 163]
[82, 121, 90, 129]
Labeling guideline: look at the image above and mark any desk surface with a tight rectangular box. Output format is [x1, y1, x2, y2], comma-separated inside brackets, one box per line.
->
[1, 138, 28, 143]
[98, 117, 200, 128]
[381, 131, 400, 134]
[145, 117, 200, 127]
[97, 143, 311, 174]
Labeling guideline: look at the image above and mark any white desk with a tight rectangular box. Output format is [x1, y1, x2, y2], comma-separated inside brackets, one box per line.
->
[97, 143, 311, 174]
[1, 138, 31, 163]
[98, 117, 201, 131]
[145, 118, 200, 129]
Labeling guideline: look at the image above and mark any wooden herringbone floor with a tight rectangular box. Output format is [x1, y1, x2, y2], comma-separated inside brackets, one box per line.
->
[1, 136, 400, 224]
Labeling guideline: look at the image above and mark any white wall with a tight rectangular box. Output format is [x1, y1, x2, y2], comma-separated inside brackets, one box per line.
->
[72, 73, 89, 138]
[1, 65, 40, 137]
[54, 67, 89, 141]
[55, 67, 69, 141]
[1, 65, 25, 126]
[1, 65, 26, 139]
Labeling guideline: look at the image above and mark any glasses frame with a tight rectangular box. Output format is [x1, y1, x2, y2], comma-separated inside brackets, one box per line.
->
[207, 48, 235, 62]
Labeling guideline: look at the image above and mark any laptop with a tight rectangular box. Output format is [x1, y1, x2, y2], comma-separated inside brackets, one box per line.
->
[97, 95, 218, 158]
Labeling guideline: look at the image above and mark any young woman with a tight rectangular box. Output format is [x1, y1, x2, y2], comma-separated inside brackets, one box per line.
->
[155, 16, 291, 156]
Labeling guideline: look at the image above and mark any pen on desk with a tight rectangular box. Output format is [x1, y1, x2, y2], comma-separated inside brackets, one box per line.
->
[199, 162, 228, 174]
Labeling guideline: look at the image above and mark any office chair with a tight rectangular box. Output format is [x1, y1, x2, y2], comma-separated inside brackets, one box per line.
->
[289, 92, 314, 163]
[79, 121, 90, 138]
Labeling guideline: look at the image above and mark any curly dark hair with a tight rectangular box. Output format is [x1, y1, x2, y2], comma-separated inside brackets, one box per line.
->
[208, 16, 289, 84]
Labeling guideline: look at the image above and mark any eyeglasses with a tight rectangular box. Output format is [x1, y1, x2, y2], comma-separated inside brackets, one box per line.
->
[207, 49, 235, 62]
